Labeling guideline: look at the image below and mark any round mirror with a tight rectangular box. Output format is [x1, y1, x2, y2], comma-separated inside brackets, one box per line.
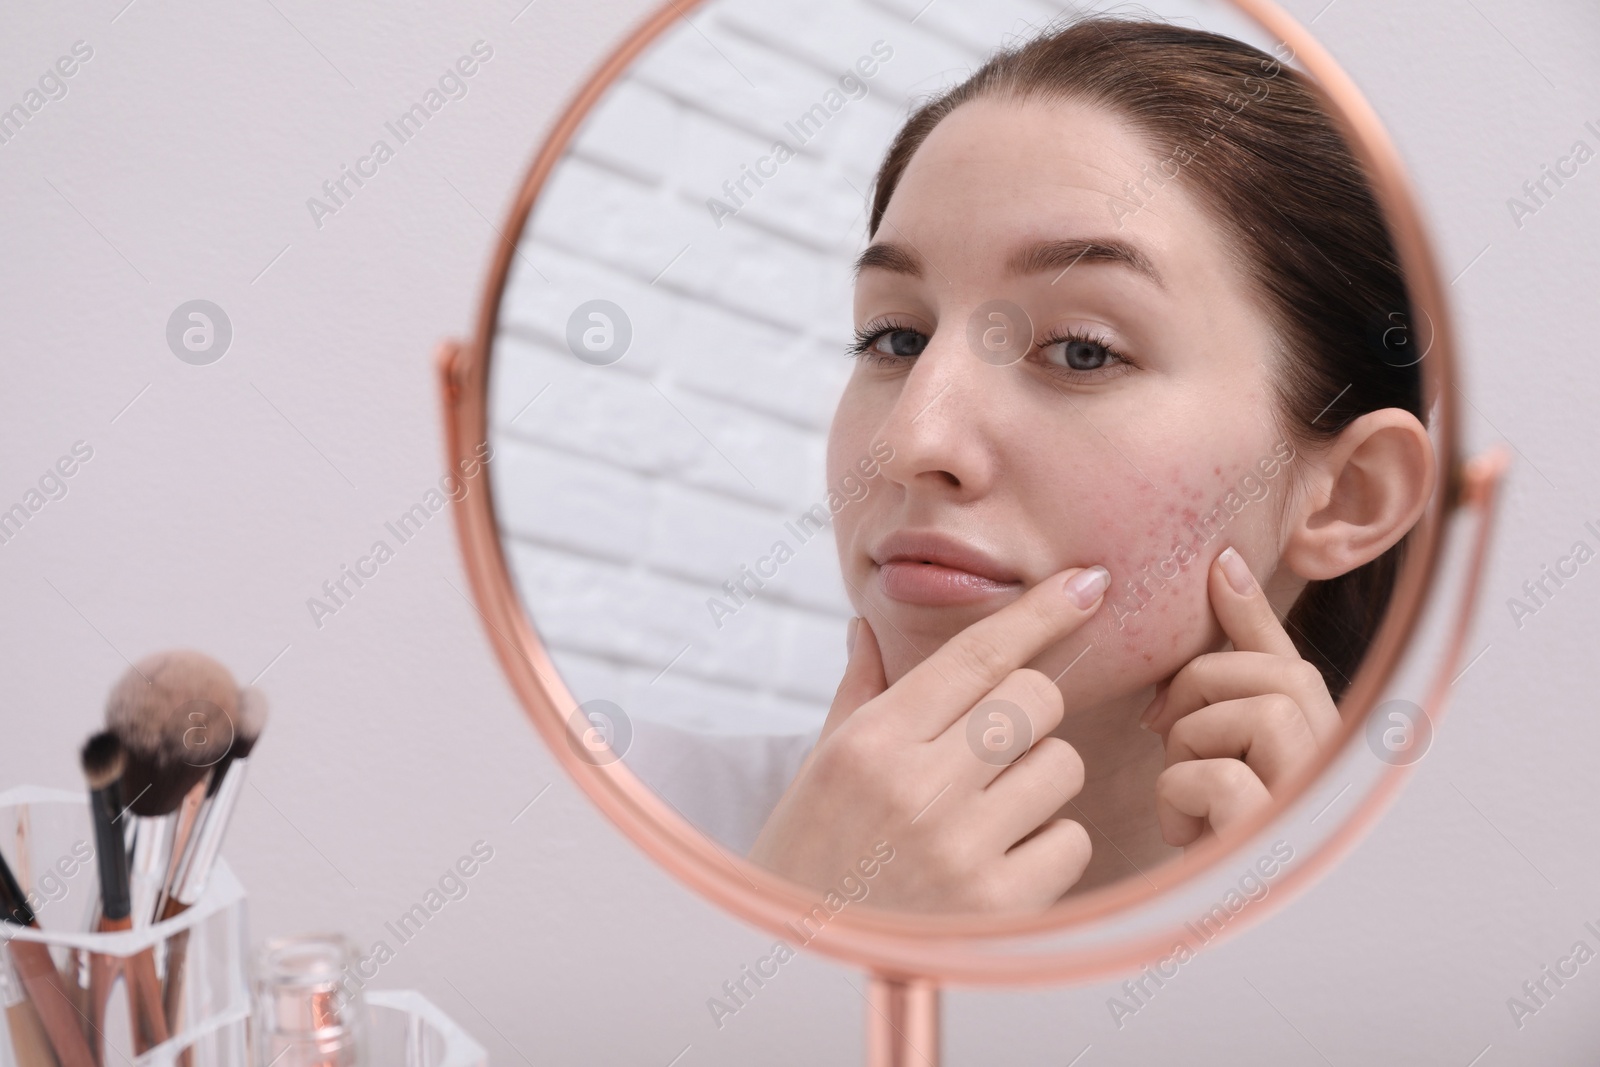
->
[438, 0, 1504, 1048]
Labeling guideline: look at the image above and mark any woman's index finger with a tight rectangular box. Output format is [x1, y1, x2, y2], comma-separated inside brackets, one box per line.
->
[1210, 546, 1299, 658]
[877, 566, 1109, 739]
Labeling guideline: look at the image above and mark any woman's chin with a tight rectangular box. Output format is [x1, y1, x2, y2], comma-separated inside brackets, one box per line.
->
[873, 608, 1060, 689]
[874, 617, 985, 685]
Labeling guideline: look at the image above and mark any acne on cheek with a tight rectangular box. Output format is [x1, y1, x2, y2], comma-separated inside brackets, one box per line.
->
[1083, 459, 1267, 666]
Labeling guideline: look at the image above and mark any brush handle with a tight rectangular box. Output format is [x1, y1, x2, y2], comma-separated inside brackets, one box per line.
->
[124, 817, 173, 931]
[154, 762, 242, 1067]
[88, 917, 170, 1062]
[57, 952, 88, 1059]
[153, 781, 208, 925]
[84, 950, 113, 1067]
[85, 790, 127, 924]
[4, 997, 59, 1067]
[6, 939, 95, 1067]
[159, 925, 194, 1067]
[171, 758, 248, 909]
[124, 947, 168, 1055]
[154, 763, 243, 1067]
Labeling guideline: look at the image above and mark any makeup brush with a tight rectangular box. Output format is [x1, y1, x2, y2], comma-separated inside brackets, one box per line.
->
[104, 652, 235, 929]
[81, 733, 128, 928]
[81, 729, 127, 1064]
[81, 732, 169, 1060]
[0, 840, 93, 1067]
[159, 687, 267, 1067]
[161, 685, 268, 920]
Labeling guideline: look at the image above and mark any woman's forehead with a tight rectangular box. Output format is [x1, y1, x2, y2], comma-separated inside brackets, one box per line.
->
[890, 98, 1154, 203]
[877, 97, 1223, 282]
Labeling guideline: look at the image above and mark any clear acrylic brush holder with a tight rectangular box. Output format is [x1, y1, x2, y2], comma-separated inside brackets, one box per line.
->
[0, 787, 250, 1067]
[365, 993, 486, 1067]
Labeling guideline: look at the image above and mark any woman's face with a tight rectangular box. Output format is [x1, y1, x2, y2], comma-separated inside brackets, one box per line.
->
[830, 96, 1305, 711]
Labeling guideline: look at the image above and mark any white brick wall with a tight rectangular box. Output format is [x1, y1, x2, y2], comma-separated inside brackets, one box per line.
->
[489, 0, 1276, 735]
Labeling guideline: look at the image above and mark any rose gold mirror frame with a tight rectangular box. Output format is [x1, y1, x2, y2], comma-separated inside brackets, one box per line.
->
[435, 0, 1508, 1061]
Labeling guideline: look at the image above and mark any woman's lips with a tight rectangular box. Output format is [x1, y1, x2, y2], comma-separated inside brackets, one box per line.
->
[877, 561, 1024, 606]
[870, 530, 1024, 606]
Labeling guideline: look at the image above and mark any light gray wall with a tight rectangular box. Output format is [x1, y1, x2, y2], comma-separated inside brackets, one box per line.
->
[0, 0, 1595, 1064]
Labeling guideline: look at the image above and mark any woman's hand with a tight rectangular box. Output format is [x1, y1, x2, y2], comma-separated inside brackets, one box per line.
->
[1143, 546, 1340, 847]
[748, 567, 1110, 914]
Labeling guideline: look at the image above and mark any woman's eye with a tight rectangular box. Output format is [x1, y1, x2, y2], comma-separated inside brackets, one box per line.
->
[873, 329, 928, 357]
[1043, 336, 1116, 371]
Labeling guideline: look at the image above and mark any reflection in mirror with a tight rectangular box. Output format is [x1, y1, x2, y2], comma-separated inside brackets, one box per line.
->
[487, 0, 1437, 914]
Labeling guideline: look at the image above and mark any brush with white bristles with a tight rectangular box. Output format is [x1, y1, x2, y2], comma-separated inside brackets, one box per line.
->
[104, 651, 236, 929]
[161, 684, 268, 919]
[159, 686, 268, 1067]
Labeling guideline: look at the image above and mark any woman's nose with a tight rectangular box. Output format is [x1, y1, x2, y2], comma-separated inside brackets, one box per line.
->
[873, 331, 1001, 499]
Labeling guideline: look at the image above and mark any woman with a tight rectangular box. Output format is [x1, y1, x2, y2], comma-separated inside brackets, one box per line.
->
[747, 16, 1434, 912]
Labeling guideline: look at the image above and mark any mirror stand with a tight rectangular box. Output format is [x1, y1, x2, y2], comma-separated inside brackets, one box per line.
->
[868, 974, 940, 1067]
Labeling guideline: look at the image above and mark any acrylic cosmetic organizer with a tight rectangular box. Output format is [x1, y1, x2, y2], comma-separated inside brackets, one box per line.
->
[0, 786, 251, 1067]
[2, 790, 487, 1067]
[3, 793, 489, 1067]
[365, 992, 486, 1067]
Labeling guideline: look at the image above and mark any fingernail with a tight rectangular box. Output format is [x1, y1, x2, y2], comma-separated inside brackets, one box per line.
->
[1064, 566, 1110, 609]
[1138, 687, 1167, 729]
[1218, 546, 1256, 596]
[846, 616, 861, 656]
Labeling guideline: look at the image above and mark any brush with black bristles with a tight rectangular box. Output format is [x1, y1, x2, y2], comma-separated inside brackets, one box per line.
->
[81, 731, 129, 927]
[81, 730, 169, 1061]
[104, 651, 235, 930]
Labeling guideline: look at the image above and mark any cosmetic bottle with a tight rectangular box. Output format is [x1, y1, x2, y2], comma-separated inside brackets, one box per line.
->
[251, 935, 366, 1067]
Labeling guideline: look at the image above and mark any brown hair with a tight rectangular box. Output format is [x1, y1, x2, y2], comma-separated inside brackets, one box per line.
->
[866, 17, 1426, 700]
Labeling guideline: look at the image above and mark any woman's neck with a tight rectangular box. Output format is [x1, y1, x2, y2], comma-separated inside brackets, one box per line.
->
[1050, 684, 1183, 894]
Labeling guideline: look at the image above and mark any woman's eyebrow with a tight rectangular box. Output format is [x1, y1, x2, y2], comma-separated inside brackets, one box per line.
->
[851, 237, 1164, 288]
[1005, 237, 1164, 288]
[852, 242, 923, 278]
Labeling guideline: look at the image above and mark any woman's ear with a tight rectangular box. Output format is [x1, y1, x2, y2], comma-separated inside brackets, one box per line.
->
[1280, 409, 1436, 580]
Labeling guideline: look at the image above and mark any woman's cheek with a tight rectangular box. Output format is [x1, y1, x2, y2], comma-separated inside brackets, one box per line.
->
[825, 397, 876, 584]
[1073, 461, 1273, 673]
[825, 409, 869, 493]
[1097, 554, 1221, 671]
